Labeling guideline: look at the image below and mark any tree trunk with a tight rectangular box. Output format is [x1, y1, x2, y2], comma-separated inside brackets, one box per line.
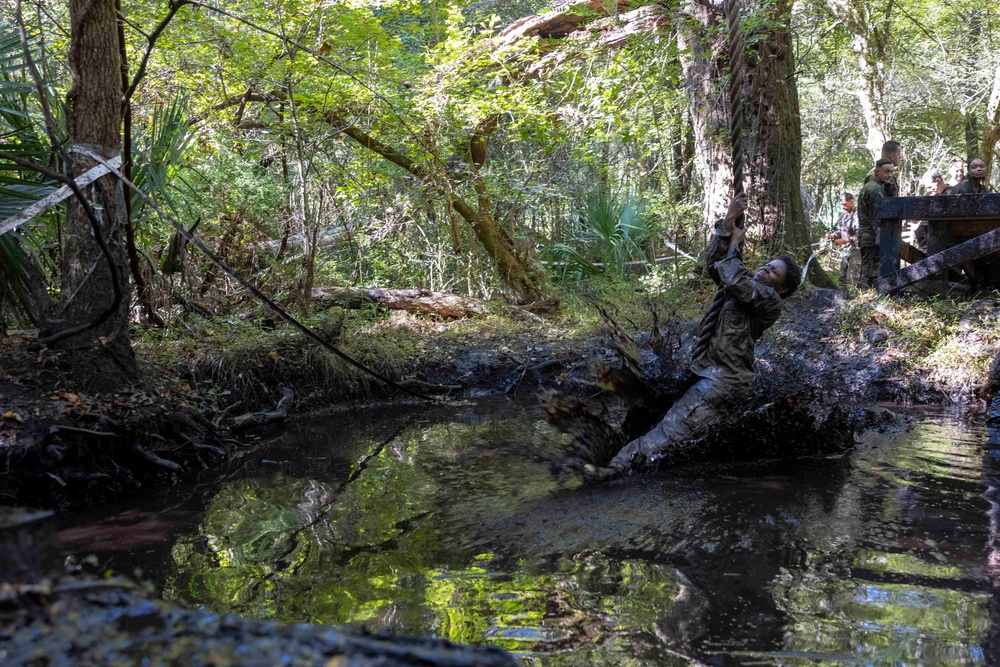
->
[824, 0, 893, 160]
[677, 0, 732, 228]
[742, 0, 812, 255]
[327, 111, 548, 304]
[982, 64, 1000, 182]
[114, 0, 162, 328]
[44, 0, 136, 389]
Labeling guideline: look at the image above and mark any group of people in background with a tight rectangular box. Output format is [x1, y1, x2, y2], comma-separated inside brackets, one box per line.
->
[825, 142, 994, 288]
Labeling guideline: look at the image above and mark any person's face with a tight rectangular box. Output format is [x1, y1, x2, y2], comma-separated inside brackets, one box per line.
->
[840, 198, 854, 212]
[949, 161, 965, 182]
[875, 164, 895, 184]
[926, 177, 945, 195]
[886, 150, 901, 167]
[754, 259, 789, 295]
[969, 159, 986, 181]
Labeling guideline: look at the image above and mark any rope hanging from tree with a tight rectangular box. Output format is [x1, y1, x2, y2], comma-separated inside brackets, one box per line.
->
[690, 0, 746, 363]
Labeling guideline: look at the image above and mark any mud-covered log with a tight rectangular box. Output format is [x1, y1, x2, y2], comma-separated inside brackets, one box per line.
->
[312, 287, 487, 318]
[1, 574, 519, 666]
[231, 387, 295, 433]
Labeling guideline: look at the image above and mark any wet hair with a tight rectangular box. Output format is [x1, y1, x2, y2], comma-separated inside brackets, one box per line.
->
[882, 140, 901, 156]
[776, 253, 801, 298]
[840, 192, 854, 201]
[875, 157, 894, 169]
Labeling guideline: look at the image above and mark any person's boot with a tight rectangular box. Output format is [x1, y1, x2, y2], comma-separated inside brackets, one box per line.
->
[583, 462, 623, 481]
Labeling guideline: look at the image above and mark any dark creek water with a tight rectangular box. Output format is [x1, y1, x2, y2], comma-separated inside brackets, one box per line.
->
[59, 399, 1000, 665]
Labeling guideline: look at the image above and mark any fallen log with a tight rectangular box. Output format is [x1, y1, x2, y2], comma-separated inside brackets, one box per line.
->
[312, 287, 487, 318]
[231, 388, 295, 434]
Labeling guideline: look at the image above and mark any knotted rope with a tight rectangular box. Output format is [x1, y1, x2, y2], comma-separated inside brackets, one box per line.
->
[690, 0, 746, 363]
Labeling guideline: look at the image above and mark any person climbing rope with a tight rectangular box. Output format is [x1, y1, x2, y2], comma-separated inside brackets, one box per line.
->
[584, 193, 801, 480]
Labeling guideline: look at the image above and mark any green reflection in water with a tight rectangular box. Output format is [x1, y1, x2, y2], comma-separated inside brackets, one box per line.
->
[154, 406, 994, 664]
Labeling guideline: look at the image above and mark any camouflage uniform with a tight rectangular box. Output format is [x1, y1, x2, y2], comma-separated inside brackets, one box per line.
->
[831, 208, 861, 285]
[949, 179, 992, 195]
[857, 179, 885, 287]
[608, 218, 784, 471]
[863, 169, 898, 198]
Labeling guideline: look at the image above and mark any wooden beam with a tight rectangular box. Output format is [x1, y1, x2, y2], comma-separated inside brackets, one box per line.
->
[941, 219, 1000, 236]
[899, 241, 926, 265]
[877, 193, 1000, 220]
[877, 225, 1000, 293]
[878, 217, 901, 278]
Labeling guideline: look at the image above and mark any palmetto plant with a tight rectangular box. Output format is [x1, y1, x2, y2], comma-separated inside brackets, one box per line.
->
[546, 191, 651, 281]
[0, 25, 58, 331]
[130, 92, 197, 228]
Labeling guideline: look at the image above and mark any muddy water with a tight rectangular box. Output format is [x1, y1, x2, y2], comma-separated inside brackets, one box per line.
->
[59, 399, 1000, 665]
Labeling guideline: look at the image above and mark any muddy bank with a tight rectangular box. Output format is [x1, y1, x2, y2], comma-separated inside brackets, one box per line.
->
[0, 287, 994, 511]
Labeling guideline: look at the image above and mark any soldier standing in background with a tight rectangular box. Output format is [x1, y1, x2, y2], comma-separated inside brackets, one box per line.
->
[826, 193, 860, 286]
[950, 157, 993, 194]
[864, 141, 901, 197]
[858, 159, 895, 288]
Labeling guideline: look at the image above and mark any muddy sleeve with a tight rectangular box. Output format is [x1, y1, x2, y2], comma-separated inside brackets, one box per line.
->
[705, 220, 733, 285]
[714, 255, 782, 314]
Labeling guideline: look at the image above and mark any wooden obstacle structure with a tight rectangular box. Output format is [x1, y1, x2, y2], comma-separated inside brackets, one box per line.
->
[876, 193, 1000, 293]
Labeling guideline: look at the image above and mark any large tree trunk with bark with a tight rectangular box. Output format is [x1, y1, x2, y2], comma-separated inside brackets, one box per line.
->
[679, 0, 820, 273]
[677, 0, 732, 227]
[43, 0, 136, 390]
[742, 0, 813, 255]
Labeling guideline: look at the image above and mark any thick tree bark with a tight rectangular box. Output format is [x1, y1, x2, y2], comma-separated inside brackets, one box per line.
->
[678, 0, 819, 271]
[44, 0, 136, 389]
[742, 0, 812, 254]
[677, 0, 732, 227]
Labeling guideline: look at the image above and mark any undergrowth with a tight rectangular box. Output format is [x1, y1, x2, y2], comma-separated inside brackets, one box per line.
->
[837, 290, 1000, 387]
[132, 275, 1000, 409]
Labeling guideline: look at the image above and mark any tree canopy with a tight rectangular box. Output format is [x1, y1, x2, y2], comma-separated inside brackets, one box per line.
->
[1, 0, 999, 349]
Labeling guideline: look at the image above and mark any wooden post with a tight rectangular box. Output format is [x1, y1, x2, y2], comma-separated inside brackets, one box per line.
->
[876, 194, 1000, 293]
[877, 224, 1000, 293]
[878, 216, 901, 279]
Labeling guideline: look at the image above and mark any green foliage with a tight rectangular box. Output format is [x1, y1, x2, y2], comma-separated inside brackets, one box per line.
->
[130, 92, 200, 236]
[545, 191, 651, 281]
[0, 23, 60, 328]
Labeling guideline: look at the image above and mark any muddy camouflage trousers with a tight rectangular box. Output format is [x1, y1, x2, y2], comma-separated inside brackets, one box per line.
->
[609, 375, 746, 471]
[860, 245, 879, 287]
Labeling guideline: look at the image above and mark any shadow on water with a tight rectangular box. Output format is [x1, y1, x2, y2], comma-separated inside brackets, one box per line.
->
[59, 399, 1000, 665]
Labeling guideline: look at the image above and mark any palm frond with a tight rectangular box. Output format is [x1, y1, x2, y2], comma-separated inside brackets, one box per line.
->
[0, 22, 59, 328]
[131, 92, 198, 225]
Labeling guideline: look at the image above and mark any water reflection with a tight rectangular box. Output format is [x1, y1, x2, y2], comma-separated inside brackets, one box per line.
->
[61, 402, 996, 664]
